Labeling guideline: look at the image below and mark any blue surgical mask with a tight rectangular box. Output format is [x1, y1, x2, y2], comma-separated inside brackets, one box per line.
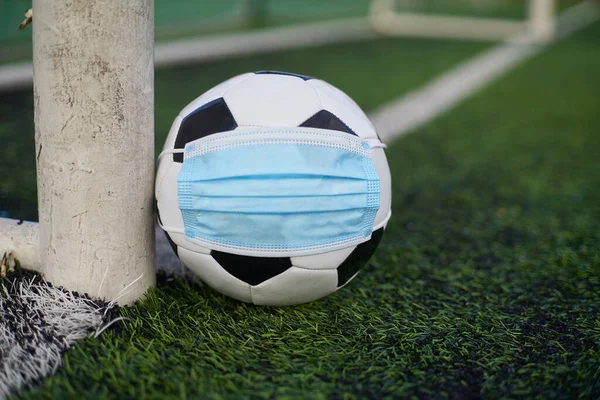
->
[160, 127, 382, 257]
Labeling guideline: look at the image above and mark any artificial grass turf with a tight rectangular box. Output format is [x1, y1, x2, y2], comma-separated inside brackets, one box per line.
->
[0, 37, 488, 222]
[12, 21, 600, 399]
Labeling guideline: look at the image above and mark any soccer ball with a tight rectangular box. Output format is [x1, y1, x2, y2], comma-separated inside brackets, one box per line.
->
[156, 71, 392, 306]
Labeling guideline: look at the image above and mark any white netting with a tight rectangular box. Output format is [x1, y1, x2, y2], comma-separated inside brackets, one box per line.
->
[0, 272, 118, 399]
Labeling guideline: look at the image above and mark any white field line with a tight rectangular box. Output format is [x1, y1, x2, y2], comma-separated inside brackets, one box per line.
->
[0, 61, 34, 92]
[155, 17, 376, 67]
[0, 17, 375, 92]
[370, 0, 600, 142]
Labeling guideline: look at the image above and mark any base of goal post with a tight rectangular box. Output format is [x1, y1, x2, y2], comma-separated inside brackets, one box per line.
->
[369, 0, 556, 43]
[0, 217, 191, 282]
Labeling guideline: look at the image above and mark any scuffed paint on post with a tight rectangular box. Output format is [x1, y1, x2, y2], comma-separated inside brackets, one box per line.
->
[32, 0, 155, 304]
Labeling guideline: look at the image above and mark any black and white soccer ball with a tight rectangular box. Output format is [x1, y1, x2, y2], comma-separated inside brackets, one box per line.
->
[156, 71, 392, 306]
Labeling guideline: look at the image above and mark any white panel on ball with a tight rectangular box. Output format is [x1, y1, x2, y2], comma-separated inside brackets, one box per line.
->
[308, 79, 378, 139]
[224, 74, 321, 127]
[159, 115, 183, 154]
[251, 267, 338, 306]
[156, 160, 181, 210]
[155, 162, 186, 235]
[178, 73, 254, 118]
[178, 248, 253, 303]
[155, 115, 182, 227]
[169, 233, 212, 255]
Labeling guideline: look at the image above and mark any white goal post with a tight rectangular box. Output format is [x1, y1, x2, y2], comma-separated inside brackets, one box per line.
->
[369, 0, 556, 42]
[0, 0, 156, 305]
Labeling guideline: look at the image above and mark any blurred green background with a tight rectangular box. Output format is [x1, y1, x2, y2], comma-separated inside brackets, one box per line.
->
[0, 0, 563, 64]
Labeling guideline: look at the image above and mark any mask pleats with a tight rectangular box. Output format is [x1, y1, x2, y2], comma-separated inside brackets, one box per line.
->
[177, 128, 380, 254]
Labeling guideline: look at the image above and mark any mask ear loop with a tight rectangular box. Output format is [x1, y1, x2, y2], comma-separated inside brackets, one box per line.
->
[370, 142, 387, 149]
[156, 147, 186, 235]
[156, 217, 185, 235]
[366, 139, 387, 150]
[157, 148, 185, 161]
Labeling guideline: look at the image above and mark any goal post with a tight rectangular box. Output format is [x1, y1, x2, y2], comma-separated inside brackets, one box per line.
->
[530, 0, 556, 41]
[29, 0, 156, 304]
[369, 0, 556, 42]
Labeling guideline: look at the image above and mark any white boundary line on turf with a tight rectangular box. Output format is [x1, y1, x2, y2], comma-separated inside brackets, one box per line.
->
[0, 61, 33, 92]
[0, 17, 375, 92]
[370, 0, 600, 142]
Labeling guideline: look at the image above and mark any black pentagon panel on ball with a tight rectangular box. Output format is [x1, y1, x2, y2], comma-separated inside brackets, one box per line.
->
[336, 228, 385, 287]
[211, 251, 293, 286]
[300, 110, 357, 136]
[173, 98, 238, 163]
[255, 70, 314, 81]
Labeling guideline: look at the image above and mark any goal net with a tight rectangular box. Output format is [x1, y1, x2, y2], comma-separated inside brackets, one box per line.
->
[369, 0, 561, 42]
